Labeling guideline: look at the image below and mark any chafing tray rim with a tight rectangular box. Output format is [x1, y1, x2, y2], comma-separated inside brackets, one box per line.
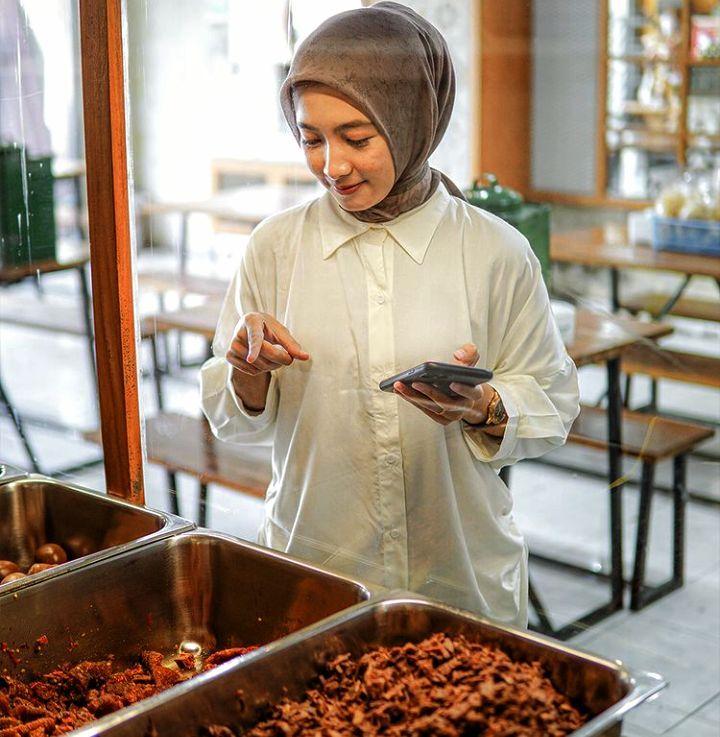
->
[0, 473, 194, 595]
[0, 461, 28, 483]
[69, 593, 667, 737]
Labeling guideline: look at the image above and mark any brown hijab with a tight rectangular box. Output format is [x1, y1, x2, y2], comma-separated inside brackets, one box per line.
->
[280, 1, 466, 223]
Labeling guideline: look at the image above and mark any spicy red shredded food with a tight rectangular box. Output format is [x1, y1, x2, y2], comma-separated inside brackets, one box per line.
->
[236, 633, 586, 736]
[0, 646, 257, 736]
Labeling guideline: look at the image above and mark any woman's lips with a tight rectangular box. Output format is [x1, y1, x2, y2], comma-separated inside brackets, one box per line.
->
[332, 181, 364, 195]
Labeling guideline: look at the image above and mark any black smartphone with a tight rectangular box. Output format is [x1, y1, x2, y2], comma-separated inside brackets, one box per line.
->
[379, 361, 493, 398]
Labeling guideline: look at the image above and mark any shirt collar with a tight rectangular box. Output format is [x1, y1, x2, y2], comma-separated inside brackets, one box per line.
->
[318, 184, 451, 264]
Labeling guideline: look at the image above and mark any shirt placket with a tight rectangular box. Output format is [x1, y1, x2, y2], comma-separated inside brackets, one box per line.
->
[359, 227, 408, 590]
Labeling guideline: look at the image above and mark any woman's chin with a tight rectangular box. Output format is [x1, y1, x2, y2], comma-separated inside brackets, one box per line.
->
[332, 192, 376, 212]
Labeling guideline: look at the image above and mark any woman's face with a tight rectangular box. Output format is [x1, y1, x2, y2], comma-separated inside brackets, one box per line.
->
[294, 85, 395, 211]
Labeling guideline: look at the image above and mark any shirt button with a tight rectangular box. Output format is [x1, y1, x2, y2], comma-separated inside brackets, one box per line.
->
[375, 293, 386, 304]
[389, 529, 400, 540]
[385, 454, 398, 466]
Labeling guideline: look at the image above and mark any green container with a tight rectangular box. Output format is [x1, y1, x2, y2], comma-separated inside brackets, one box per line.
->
[465, 174, 551, 287]
[0, 144, 56, 268]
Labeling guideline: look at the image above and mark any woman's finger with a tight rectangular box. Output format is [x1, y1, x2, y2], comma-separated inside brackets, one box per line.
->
[395, 382, 460, 415]
[395, 388, 457, 425]
[244, 315, 266, 363]
[257, 340, 293, 366]
[453, 342, 479, 366]
[447, 382, 485, 401]
[228, 337, 276, 371]
[267, 320, 310, 361]
[410, 382, 472, 412]
[226, 353, 261, 375]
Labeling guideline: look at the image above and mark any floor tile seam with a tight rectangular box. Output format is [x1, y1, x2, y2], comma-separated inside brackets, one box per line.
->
[677, 690, 720, 725]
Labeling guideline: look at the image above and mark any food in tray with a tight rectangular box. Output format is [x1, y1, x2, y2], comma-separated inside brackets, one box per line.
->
[0, 561, 20, 579]
[34, 543, 68, 565]
[0, 646, 258, 735]
[0, 543, 69, 586]
[205, 632, 587, 736]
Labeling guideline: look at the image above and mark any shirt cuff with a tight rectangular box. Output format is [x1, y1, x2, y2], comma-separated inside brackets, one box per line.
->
[226, 362, 278, 423]
[461, 380, 519, 463]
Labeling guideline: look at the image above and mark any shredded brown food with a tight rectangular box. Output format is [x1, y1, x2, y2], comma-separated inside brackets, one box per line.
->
[236, 633, 586, 736]
[0, 646, 257, 736]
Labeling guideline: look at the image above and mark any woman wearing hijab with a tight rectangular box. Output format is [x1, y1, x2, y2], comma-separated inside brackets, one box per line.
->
[201, 2, 579, 628]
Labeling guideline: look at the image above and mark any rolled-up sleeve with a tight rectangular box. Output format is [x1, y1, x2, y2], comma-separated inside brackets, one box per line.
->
[462, 244, 579, 469]
[200, 245, 279, 446]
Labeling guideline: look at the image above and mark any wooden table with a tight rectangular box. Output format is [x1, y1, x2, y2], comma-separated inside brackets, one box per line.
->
[552, 226, 720, 313]
[139, 183, 320, 272]
[0, 241, 94, 472]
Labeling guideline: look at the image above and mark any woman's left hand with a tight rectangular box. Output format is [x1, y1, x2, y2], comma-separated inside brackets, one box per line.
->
[393, 343, 491, 426]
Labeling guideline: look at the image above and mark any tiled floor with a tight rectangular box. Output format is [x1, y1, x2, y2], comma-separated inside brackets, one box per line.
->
[1, 231, 718, 735]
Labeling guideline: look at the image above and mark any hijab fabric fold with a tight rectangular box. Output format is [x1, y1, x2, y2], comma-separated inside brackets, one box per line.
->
[280, 1, 466, 223]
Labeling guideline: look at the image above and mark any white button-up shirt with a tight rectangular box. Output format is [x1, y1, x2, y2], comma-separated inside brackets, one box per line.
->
[201, 184, 579, 627]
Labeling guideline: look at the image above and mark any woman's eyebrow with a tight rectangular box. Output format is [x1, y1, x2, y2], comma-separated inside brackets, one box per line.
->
[297, 120, 374, 133]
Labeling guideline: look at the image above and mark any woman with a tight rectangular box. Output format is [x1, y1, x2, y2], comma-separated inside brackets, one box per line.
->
[201, 2, 579, 627]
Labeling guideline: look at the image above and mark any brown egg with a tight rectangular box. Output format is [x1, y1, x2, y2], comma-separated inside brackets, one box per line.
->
[64, 534, 93, 559]
[0, 560, 20, 578]
[35, 543, 68, 565]
[28, 563, 57, 575]
[1, 572, 27, 585]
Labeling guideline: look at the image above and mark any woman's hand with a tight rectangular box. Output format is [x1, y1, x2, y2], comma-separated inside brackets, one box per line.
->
[393, 343, 492, 427]
[226, 312, 310, 376]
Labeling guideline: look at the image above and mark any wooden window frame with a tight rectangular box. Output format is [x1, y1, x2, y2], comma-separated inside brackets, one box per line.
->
[79, 0, 144, 503]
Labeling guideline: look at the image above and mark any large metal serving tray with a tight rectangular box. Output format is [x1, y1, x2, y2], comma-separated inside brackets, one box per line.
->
[73, 596, 666, 737]
[0, 461, 28, 482]
[0, 473, 192, 594]
[1, 530, 371, 683]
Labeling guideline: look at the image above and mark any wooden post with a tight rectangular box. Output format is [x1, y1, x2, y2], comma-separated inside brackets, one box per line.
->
[78, 0, 145, 503]
[476, 0, 532, 194]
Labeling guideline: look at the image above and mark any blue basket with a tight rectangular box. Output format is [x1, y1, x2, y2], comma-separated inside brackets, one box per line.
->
[651, 215, 720, 257]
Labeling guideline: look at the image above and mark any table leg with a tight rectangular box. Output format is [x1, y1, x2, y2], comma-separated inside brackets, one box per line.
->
[179, 212, 190, 276]
[606, 356, 624, 609]
[149, 334, 164, 411]
[610, 268, 620, 313]
[0, 376, 41, 473]
[77, 264, 98, 401]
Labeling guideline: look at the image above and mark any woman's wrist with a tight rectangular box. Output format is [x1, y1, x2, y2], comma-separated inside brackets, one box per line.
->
[231, 369, 271, 413]
[462, 384, 494, 426]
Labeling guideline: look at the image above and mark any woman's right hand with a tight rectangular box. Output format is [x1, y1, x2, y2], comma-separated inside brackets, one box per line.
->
[226, 312, 310, 376]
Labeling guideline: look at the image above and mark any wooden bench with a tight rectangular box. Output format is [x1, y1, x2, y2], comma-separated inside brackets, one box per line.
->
[86, 412, 272, 526]
[146, 412, 271, 526]
[569, 405, 713, 610]
[623, 343, 720, 391]
[621, 292, 720, 323]
[137, 270, 229, 300]
[0, 294, 87, 335]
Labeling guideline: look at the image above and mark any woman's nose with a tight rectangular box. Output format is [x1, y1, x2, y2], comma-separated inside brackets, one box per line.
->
[323, 145, 352, 181]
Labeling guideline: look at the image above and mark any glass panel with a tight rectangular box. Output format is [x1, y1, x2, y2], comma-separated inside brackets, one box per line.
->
[115, 4, 719, 728]
[0, 1, 103, 485]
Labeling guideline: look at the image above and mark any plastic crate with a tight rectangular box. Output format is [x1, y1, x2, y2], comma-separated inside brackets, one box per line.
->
[651, 214, 720, 257]
[0, 145, 56, 267]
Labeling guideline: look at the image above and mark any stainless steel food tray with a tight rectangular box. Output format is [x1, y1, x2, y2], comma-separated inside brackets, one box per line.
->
[0, 461, 28, 483]
[72, 595, 665, 737]
[0, 530, 372, 679]
[0, 473, 192, 594]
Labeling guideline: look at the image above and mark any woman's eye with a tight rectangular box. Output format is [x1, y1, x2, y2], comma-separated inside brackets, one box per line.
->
[347, 137, 372, 148]
[301, 139, 321, 148]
